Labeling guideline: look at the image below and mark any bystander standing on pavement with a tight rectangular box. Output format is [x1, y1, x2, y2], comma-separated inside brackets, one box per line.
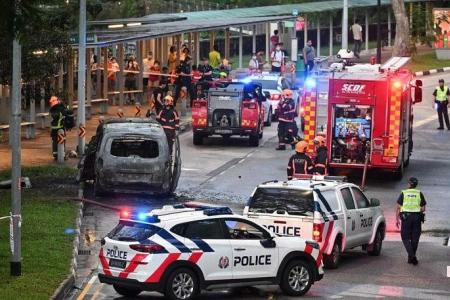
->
[351, 19, 363, 58]
[107, 57, 119, 91]
[168, 46, 178, 73]
[199, 58, 213, 82]
[49, 96, 69, 159]
[209, 44, 221, 69]
[270, 29, 279, 52]
[433, 78, 450, 130]
[396, 177, 427, 265]
[271, 43, 285, 73]
[174, 57, 192, 106]
[148, 60, 161, 103]
[249, 53, 260, 73]
[124, 57, 139, 104]
[256, 51, 265, 72]
[143, 51, 155, 102]
[303, 40, 316, 77]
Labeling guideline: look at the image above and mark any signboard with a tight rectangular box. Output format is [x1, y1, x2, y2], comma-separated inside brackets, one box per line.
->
[69, 34, 97, 45]
[433, 8, 450, 49]
[292, 9, 299, 17]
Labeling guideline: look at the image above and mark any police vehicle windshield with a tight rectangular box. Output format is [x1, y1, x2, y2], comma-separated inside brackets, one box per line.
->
[108, 221, 161, 242]
[248, 188, 315, 215]
[251, 79, 278, 90]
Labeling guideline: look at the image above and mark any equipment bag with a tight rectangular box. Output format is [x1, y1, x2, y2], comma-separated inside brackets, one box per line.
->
[64, 109, 75, 130]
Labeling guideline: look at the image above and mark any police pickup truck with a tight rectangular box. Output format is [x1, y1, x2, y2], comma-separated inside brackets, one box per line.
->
[244, 176, 385, 269]
[98, 203, 323, 300]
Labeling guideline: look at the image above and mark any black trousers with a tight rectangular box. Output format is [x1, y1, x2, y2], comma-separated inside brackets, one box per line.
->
[400, 213, 422, 259]
[436, 101, 450, 129]
[278, 121, 296, 145]
[164, 129, 176, 153]
[353, 39, 362, 56]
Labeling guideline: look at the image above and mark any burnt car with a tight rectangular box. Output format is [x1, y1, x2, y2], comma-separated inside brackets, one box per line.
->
[77, 118, 181, 196]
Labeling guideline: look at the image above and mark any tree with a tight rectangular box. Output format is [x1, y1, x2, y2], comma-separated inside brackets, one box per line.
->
[392, 0, 410, 56]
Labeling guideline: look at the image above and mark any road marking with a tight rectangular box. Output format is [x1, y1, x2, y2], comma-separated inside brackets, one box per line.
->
[91, 283, 104, 300]
[413, 115, 437, 128]
[76, 275, 97, 300]
[181, 168, 200, 171]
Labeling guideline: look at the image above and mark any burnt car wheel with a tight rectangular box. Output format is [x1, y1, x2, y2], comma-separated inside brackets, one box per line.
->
[264, 109, 272, 126]
[193, 133, 204, 145]
[249, 133, 259, 147]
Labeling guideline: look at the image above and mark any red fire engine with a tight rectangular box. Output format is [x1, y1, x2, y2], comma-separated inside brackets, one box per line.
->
[301, 57, 423, 179]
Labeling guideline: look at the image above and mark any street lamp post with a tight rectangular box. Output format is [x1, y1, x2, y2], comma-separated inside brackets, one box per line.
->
[342, 0, 348, 50]
[77, 0, 86, 155]
[376, 0, 382, 63]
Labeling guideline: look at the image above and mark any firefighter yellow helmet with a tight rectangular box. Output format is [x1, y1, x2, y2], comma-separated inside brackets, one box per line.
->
[295, 140, 308, 153]
[282, 89, 293, 97]
[314, 136, 326, 146]
[164, 95, 174, 105]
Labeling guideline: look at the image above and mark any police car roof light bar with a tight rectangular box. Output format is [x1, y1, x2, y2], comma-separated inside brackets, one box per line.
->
[203, 207, 233, 216]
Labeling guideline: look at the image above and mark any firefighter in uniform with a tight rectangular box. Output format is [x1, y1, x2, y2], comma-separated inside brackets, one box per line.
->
[276, 89, 297, 150]
[313, 136, 328, 175]
[287, 141, 314, 180]
[433, 79, 450, 130]
[396, 177, 427, 265]
[49, 96, 69, 159]
[156, 95, 180, 152]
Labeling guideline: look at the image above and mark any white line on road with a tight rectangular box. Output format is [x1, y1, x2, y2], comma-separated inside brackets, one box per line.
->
[181, 168, 200, 171]
[413, 115, 437, 128]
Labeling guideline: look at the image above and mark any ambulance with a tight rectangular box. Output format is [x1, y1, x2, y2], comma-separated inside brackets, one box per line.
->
[300, 57, 423, 178]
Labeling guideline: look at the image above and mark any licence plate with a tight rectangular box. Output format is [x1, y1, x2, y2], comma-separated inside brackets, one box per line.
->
[215, 129, 232, 134]
[109, 258, 127, 269]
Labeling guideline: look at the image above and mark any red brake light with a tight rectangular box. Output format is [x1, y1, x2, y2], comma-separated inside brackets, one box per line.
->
[313, 223, 323, 242]
[121, 210, 130, 218]
[130, 243, 166, 253]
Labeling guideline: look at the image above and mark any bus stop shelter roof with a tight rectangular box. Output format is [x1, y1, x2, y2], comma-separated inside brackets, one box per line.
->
[83, 0, 430, 47]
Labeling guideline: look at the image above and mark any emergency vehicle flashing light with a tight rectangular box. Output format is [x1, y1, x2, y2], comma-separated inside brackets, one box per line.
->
[305, 77, 316, 89]
[241, 77, 252, 84]
[271, 93, 281, 101]
[392, 80, 402, 89]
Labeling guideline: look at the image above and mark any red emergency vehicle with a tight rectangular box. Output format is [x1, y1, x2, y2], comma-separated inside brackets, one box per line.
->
[301, 57, 423, 178]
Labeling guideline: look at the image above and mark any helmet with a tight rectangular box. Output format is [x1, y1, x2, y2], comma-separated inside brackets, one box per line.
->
[408, 177, 418, 187]
[164, 95, 174, 105]
[49, 96, 59, 107]
[295, 141, 308, 153]
[282, 89, 293, 97]
[314, 136, 326, 146]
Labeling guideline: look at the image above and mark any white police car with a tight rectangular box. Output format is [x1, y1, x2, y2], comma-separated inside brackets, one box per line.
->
[244, 176, 386, 269]
[98, 202, 324, 300]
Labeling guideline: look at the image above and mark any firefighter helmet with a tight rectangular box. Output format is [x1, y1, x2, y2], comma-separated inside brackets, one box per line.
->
[314, 136, 326, 146]
[49, 96, 59, 107]
[295, 141, 308, 153]
[282, 89, 293, 98]
[164, 95, 174, 106]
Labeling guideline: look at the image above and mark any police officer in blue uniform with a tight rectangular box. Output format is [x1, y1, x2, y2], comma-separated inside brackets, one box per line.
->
[395, 177, 426, 265]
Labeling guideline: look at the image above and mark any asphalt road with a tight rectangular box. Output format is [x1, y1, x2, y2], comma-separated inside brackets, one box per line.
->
[70, 73, 450, 300]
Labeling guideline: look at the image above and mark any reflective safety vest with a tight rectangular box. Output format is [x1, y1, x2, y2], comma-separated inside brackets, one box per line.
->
[435, 86, 449, 102]
[400, 188, 421, 212]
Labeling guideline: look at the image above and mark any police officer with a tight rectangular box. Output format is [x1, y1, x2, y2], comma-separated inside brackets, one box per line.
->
[49, 96, 69, 159]
[287, 141, 314, 180]
[396, 177, 427, 265]
[276, 89, 296, 150]
[313, 136, 328, 175]
[156, 95, 180, 152]
[433, 79, 450, 130]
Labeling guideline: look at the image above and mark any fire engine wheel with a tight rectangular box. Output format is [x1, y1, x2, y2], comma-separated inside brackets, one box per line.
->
[94, 178, 106, 197]
[323, 239, 341, 269]
[249, 133, 260, 147]
[280, 259, 313, 296]
[264, 109, 272, 126]
[193, 133, 204, 145]
[393, 160, 404, 181]
[113, 284, 142, 297]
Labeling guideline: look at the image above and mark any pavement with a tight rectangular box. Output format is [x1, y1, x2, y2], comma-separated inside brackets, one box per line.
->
[0, 101, 192, 170]
[65, 72, 450, 299]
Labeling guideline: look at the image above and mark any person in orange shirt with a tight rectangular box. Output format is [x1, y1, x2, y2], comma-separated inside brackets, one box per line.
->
[168, 46, 178, 73]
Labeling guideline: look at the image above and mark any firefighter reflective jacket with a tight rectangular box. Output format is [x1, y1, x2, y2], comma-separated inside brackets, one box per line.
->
[277, 98, 296, 123]
[400, 189, 422, 212]
[157, 107, 180, 131]
[435, 86, 449, 102]
[314, 146, 328, 175]
[50, 103, 68, 130]
[287, 153, 313, 179]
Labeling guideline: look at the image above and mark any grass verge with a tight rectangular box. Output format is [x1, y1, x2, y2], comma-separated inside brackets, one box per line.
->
[409, 52, 450, 73]
[0, 165, 78, 300]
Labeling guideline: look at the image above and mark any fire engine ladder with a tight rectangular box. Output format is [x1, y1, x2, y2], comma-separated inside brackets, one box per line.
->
[381, 57, 411, 72]
[315, 73, 330, 133]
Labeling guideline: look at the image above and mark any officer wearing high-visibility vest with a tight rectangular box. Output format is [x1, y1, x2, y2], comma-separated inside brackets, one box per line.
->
[49, 96, 69, 159]
[432, 78, 450, 130]
[395, 177, 427, 265]
[287, 141, 314, 180]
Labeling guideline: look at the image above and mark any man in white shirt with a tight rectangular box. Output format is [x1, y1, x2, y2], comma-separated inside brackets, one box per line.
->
[143, 52, 155, 100]
[271, 43, 285, 73]
[248, 53, 260, 73]
[351, 19, 363, 58]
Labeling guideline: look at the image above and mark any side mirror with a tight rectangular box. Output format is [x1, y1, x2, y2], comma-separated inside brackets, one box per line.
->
[260, 236, 276, 248]
[414, 80, 422, 104]
[370, 198, 380, 207]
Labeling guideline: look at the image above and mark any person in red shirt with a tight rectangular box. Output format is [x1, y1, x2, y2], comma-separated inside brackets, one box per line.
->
[148, 60, 161, 104]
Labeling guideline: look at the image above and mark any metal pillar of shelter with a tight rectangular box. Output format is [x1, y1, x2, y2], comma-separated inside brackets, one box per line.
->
[317, 19, 321, 56]
[118, 44, 125, 107]
[195, 32, 200, 64]
[304, 15, 308, 47]
[68, 50, 74, 107]
[225, 28, 230, 60]
[329, 15, 333, 57]
[365, 10, 369, 52]
[137, 41, 144, 93]
[238, 27, 243, 68]
[86, 48, 92, 108]
[102, 47, 108, 100]
[252, 25, 257, 54]
[342, 0, 349, 49]
[265, 23, 270, 62]
[388, 9, 392, 47]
